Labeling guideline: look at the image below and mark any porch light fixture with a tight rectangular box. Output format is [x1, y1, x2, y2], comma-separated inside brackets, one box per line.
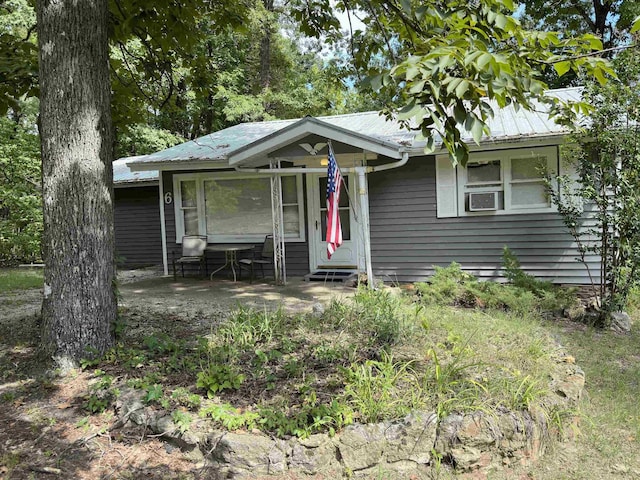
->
[320, 157, 329, 166]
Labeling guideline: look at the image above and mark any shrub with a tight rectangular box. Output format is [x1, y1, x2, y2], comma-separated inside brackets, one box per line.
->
[415, 258, 577, 316]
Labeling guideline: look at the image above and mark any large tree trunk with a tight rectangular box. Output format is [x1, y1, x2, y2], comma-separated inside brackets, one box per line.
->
[37, 0, 116, 368]
[259, 0, 274, 90]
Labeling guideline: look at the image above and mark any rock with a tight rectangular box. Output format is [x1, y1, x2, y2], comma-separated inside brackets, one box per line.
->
[289, 434, 339, 475]
[384, 411, 437, 464]
[338, 423, 386, 472]
[563, 304, 586, 322]
[115, 388, 147, 426]
[434, 413, 464, 455]
[150, 415, 176, 435]
[456, 413, 497, 449]
[212, 432, 287, 477]
[311, 303, 325, 316]
[450, 445, 482, 471]
[610, 311, 631, 334]
[551, 366, 585, 403]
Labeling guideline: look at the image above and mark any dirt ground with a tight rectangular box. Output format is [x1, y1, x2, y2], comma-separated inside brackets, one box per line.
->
[0, 271, 354, 480]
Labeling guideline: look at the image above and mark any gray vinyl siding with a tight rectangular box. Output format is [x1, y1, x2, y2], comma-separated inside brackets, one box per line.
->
[368, 157, 598, 284]
[114, 185, 163, 267]
[162, 171, 309, 278]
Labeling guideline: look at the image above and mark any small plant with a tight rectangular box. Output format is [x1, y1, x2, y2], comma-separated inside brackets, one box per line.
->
[500, 372, 547, 410]
[196, 364, 245, 397]
[171, 409, 193, 434]
[143, 384, 164, 404]
[341, 352, 422, 423]
[85, 373, 118, 413]
[171, 387, 202, 409]
[200, 403, 261, 431]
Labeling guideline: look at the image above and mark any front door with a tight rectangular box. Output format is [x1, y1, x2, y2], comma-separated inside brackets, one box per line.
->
[308, 173, 360, 270]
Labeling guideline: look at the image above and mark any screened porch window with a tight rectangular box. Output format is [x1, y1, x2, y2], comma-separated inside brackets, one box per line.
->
[173, 173, 304, 243]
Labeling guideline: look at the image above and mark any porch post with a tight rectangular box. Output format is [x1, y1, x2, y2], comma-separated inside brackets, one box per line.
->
[158, 171, 169, 276]
[356, 167, 374, 288]
[270, 159, 287, 285]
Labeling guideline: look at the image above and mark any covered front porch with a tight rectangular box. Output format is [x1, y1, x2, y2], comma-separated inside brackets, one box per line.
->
[127, 115, 412, 285]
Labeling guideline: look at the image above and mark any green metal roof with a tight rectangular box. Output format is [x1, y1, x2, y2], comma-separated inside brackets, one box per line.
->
[127, 87, 582, 170]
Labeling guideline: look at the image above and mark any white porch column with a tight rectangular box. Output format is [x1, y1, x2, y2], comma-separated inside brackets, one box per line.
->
[270, 159, 286, 285]
[158, 171, 169, 276]
[356, 167, 374, 287]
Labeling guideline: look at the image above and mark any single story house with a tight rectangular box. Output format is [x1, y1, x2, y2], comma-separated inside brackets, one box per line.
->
[113, 157, 162, 267]
[120, 86, 596, 284]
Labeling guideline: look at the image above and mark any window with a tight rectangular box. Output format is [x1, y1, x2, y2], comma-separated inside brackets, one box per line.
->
[173, 173, 305, 243]
[456, 147, 557, 216]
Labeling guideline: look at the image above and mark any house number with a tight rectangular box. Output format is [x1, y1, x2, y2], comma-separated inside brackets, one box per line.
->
[164, 192, 173, 204]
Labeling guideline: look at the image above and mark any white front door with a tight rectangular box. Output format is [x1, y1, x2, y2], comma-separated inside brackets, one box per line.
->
[307, 173, 360, 270]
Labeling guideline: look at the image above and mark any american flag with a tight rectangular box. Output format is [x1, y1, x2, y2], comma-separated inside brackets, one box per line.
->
[326, 145, 343, 259]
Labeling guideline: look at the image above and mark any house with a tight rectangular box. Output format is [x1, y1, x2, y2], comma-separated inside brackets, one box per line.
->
[124, 87, 596, 284]
[113, 157, 162, 267]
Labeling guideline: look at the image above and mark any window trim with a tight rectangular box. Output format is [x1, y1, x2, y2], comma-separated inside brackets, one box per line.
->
[173, 172, 306, 243]
[456, 147, 558, 217]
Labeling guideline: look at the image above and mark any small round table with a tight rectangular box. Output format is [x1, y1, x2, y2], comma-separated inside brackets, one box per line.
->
[206, 244, 255, 282]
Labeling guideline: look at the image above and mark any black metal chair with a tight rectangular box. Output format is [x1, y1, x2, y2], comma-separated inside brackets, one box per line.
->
[238, 235, 274, 283]
[172, 235, 208, 280]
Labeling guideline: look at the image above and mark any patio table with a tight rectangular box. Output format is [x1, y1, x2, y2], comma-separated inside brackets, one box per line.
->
[206, 244, 255, 282]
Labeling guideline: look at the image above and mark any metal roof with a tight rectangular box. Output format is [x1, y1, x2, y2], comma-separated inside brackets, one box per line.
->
[127, 87, 582, 169]
[113, 156, 158, 185]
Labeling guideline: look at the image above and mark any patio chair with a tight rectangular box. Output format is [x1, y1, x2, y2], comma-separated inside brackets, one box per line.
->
[172, 235, 208, 280]
[238, 235, 274, 283]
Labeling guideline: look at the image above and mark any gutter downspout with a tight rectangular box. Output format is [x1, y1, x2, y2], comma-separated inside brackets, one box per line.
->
[234, 151, 410, 286]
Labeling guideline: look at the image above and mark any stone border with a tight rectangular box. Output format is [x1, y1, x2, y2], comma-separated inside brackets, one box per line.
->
[113, 357, 584, 478]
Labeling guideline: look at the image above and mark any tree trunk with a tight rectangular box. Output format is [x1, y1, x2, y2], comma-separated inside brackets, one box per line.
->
[37, 0, 116, 368]
[259, 0, 274, 90]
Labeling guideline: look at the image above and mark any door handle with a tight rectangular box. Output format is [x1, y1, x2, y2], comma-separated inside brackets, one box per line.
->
[315, 220, 318, 229]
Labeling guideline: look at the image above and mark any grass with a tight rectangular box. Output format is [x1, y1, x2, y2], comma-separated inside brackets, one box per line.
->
[0, 268, 43, 293]
[512, 320, 640, 479]
[81, 282, 569, 441]
[3, 261, 639, 477]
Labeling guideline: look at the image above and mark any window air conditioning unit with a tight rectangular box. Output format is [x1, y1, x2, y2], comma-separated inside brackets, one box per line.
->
[468, 191, 498, 211]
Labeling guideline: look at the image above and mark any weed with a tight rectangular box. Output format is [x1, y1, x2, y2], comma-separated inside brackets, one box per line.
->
[196, 364, 245, 397]
[200, 403, 260, 431]
[501, 372, 547, 410]
[143, 384, 163, 404]
[218, 307, 285, 350]
[415, 260, 577, 316]
[171, 409, 193, 434]
[85, 372, 118, 413]
[341, 352, 421, 423]
[259, 392, 353, 438]
[171, 387, 202, 409]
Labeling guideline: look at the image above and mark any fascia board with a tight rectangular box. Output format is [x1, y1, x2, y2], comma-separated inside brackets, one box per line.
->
[228, 118, 403, 166]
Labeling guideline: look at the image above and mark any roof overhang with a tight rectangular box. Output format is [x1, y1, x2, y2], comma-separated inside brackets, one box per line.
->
[228, 117, 404, 167]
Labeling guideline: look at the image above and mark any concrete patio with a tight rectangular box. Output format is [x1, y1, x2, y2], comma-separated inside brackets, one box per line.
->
[119, 275, 357, 319]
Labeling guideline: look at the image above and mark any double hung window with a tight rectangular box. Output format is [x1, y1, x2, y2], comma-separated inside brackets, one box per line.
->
[456, 147, 557, 216]
[173, 173, 304, 243]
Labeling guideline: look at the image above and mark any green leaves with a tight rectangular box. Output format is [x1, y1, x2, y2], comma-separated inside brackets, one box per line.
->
[338, 0, 613, 164]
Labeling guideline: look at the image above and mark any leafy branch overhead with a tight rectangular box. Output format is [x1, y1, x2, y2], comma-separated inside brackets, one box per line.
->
[296, 0, 618, 165]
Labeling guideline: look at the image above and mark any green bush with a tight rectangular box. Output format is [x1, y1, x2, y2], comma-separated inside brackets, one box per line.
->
[415, 259, 577, 316]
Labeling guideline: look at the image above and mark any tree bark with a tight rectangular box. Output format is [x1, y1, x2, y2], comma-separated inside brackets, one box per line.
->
[37, 0, 116, 368]
[259, 0, 274, 90]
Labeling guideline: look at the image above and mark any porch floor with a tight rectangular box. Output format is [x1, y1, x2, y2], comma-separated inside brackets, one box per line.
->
[119, 275, 356, 319]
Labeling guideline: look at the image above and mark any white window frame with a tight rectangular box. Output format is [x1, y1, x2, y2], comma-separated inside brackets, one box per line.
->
[456, 146, 558, 216]
[173, 172, 305, 243]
